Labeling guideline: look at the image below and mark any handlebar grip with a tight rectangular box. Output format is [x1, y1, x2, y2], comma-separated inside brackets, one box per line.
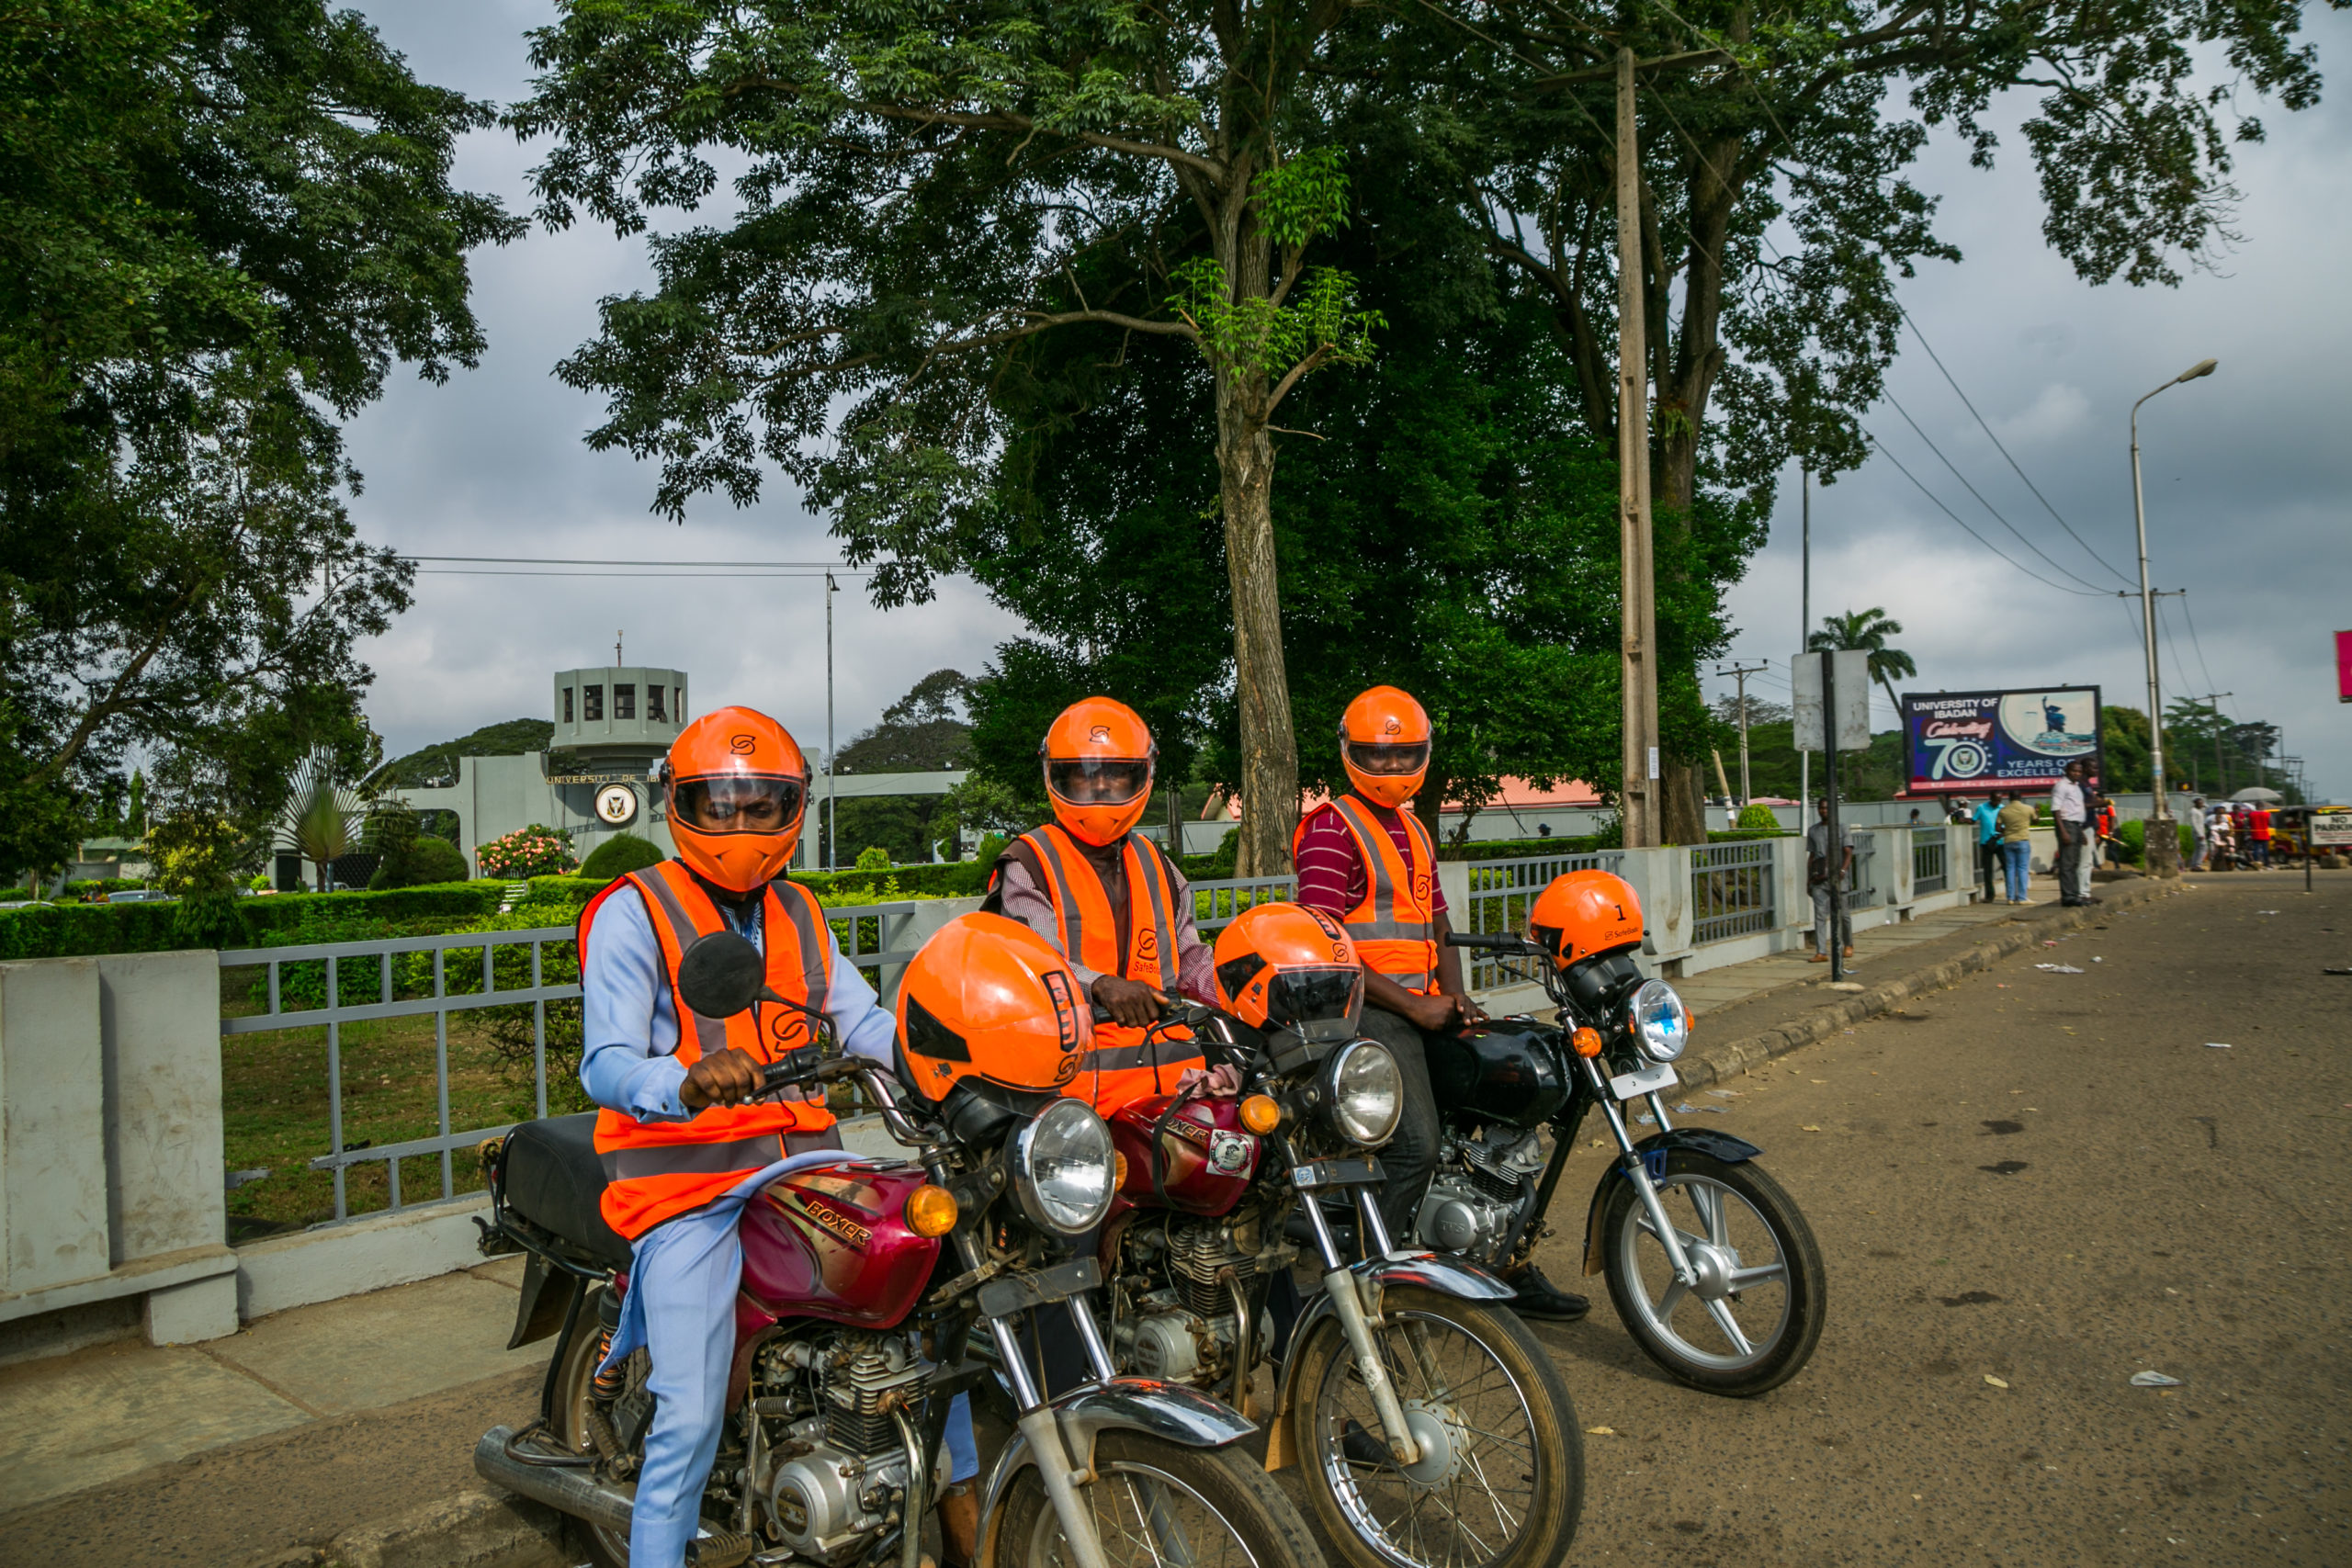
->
[1090, 1003, 1114, 1025]
[1445, 932, 1522, 952]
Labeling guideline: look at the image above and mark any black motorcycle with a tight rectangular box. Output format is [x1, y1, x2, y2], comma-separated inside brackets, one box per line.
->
[1413, 933, 1826, 1396]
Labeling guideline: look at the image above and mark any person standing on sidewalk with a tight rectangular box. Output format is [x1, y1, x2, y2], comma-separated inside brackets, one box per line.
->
[2250, 804, 2274, 867]
[2187, 796, 2210, 871]
[1996, 791, 2036, 903]
[2050, 761, 2096, 907]
[1807, 796, 1855, 964]
[1971, 795, 2002, 901]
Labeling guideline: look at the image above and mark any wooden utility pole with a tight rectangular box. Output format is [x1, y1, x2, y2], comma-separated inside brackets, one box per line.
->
[1615, 46, 1660, 848]
[1717, 661, 1769, 805]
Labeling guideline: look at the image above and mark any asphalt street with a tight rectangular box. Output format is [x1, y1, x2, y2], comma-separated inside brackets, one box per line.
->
[1509, 872, 2350, 1566]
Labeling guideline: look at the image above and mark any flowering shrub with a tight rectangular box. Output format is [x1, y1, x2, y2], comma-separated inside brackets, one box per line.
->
[477, 824, 576, 878]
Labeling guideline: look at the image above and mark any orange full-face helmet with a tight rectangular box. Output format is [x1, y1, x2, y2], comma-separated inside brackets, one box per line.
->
[1529, 870, 1644, 967]
[896, 913, 1094, 1101]
[1340, 686, 1431, 809]
[1041, 697, 1157, 846]
[660, 708, 811, 893]
[1212, 902, 1366, 1044]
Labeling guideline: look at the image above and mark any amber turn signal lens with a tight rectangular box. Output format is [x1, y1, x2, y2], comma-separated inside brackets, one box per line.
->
[1570, 1026, 1605, 1059]
[1238, 1094, 1282, 1134]
[1114, 1151, 1130, 1190]
[903, 1184, 959, 1237]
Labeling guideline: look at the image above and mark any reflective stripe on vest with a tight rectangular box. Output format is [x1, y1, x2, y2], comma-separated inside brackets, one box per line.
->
[1016, 825, 1201, 1115]
[583, 862, 838, 1239]
[1324, 796, 1439, 993]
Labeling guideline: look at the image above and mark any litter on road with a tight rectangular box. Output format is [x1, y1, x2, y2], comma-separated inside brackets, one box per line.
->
[2035, 963, 2086, 973]
[1984, 1375, 2010, 1389]
[2130, 1371, 2186, 1388]
[2207, 1043, 2233, 1050]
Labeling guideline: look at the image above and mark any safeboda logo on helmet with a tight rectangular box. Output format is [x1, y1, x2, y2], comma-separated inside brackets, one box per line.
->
[729, 733, 757, 754]
[1089, 724, 1111, 744]
[1383, 716, 1402, 736]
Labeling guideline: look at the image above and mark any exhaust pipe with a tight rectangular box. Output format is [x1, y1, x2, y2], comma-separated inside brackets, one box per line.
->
[473, 1427, 761, 1567]
[474, 1426, 635, 1537]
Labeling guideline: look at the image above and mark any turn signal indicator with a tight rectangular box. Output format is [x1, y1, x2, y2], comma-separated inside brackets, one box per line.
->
[1239, 1095, 1282, 1134]
[1570, 1026, 1605, 1059]
[904, 1184, 959, 1236]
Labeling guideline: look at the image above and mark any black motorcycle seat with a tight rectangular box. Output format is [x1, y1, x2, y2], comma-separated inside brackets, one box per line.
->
[502, 1112, 632, 1269]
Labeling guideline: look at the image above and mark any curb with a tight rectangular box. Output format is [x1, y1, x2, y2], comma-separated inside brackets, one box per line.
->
[1674, 878, 2182, 1096]
[241, 1490, 570, 1568]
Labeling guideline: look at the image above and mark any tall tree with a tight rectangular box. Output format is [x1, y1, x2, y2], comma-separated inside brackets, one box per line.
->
[0, 0, 518, 876]
[1806, 605, 1915, 717]
[512, 0, 1395, 874]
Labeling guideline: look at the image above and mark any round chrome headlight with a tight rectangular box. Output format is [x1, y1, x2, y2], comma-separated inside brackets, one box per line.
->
[1326, 1040, 1404, 1146]
[1629, 980, 1690, 1063]
[1011, 1100, 1115, 1235]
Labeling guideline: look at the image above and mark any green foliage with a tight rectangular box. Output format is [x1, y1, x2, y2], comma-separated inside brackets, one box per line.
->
[0, 0, 517, 878]
[854, 846, 893, 872]
[379, 718, 556, 788]
[1807, 609, 1917, 715]
[2112, 818, 2196, 867]
[1167, 258, 1382, 381]
[0, 882, 503, 962]
[577, 833, 663, 882]
[372, 834, 469, 889]
[477, 825, 576, 879]
[1736, 804, 1782, 832]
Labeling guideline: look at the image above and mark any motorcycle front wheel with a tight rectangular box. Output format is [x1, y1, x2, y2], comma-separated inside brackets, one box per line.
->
[549, 1287, 635, 1568]
[1599, 1150, 1826, 1396]
[1289, 1285, 1582, 1568]
[991, 1430, 1322, 1568]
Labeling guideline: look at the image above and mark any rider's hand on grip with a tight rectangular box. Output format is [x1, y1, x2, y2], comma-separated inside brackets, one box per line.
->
[681, 1045, 765, 1110]
[1089, 974, 1167, 1029]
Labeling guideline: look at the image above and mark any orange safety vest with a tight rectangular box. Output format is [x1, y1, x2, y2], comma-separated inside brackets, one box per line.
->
[578, 861, 838, 1240]
[1295, 795, 1440, 994]
[994, 825, 1201, 1116]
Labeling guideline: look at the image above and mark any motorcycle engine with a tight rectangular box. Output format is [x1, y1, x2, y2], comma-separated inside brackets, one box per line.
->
[1114, 1217, 1257, 1383]
[756, 1333, 933, 1562]
[1417, 1127, 1548, 1262]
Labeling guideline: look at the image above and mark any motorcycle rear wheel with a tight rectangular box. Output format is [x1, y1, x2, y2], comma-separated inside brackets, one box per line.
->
[1290, 1285, 1582, 1568]
[549, 1288, 637, 1568]
[1600, 1151, 1826, 1396]
[991, 1429, 1320, 1568]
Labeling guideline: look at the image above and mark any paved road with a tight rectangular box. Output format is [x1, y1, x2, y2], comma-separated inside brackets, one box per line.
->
[1510, 872, 2349, 1566]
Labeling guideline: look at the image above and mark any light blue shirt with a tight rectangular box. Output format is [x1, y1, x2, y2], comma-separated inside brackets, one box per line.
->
[1973, 800, 2000, 844]
[580, 884, 899, 1122]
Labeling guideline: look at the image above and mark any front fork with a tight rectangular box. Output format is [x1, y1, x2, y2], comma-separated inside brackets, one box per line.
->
[1578, 1059, 1700, 1288]
[1293, 1158, 1424, 1467]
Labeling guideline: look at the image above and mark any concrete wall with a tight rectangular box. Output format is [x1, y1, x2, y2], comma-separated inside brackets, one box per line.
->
[0, 954, 237, 1349]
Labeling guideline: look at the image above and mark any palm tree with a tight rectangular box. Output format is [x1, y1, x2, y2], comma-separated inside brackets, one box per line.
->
[279, 751, 368, 892]
[1808, 607, 1918, 722]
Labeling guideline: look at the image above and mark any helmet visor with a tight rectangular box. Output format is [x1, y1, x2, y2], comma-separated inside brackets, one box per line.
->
[1264, 965, 1364, 1042]
[1046, 758, 1151, 807]
[672, 773, 806, 834]
[1343, 740, 1430, 777]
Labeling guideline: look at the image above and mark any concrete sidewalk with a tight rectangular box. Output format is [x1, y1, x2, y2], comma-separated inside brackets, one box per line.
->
[0, 869, 2260, 1568]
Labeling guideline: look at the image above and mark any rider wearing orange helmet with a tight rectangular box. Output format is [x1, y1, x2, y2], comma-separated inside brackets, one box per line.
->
[577, 705, 978, 1567]
[985, 697, 1228, 1115]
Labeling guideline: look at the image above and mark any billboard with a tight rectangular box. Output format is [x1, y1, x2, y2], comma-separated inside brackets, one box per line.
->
[1901, 686, 2102, 796]
[2312, 806, 2352, 847]
[2336, 630, 2351, 704]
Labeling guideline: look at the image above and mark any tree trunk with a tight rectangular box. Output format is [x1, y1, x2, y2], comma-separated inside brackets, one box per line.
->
[1216, 367, 1299, 876]
[1663, 766, 1708, 845]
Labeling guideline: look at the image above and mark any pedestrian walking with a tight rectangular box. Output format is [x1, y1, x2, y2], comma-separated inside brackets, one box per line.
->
[2250, 804, 2273, 867]
[1996, 791, 2036, 903]
[2094, 795, 2120, 867]
[1807, 796, 1855, 964]
[1969, 795, 2002, 902]
[2186, 796, 2209, 871]
[2050, 761, 2097, 907]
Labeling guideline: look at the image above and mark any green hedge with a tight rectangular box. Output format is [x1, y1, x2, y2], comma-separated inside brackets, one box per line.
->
[1434, 835, 1611, 862]
[521, 860, 996, 911]
[0, 882, 506, 961]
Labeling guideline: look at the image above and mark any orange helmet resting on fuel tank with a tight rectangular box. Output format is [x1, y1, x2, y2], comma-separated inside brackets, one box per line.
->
[1041, 697, 1157, 846]
[1340, 686, 1431, 809]
[1212, 902, 1366, 1043]
[896, 913, 1093, 1101]
[1529, 870, 1645, 967]
[660, 708, 812, 892]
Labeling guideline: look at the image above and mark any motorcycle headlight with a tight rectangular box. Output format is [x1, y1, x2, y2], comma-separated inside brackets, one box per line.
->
[1010, 1099, 1115, 1235]
[1324, 1040, 1404, 1146]
[1628, 980, 1690, 1063]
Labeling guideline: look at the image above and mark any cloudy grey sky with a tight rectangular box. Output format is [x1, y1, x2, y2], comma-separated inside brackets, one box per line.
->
[345, 2, 2350, 799]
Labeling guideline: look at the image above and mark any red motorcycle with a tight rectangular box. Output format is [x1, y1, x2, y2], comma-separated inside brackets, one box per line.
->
[471, 931, 1317, 1568]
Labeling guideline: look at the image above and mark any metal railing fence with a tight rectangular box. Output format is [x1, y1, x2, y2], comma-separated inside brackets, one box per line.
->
[1690, 840, 1777, 944]
[1456, 852, 1623, 990]
[1848, 833, 1881, 910]
[1912, 828, 1948, 897]
[1189, 875, 1296, 937]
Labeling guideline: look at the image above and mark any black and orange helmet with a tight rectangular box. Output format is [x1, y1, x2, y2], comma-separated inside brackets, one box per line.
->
[1339, 687, 1431, 808]
[1529, 870, 1644, 966]
[659, 708, 811, 892]
[1212, 902, 1365, 1043]
[896, 913, 1092, 1100]
[1041, 697, 1157, 846]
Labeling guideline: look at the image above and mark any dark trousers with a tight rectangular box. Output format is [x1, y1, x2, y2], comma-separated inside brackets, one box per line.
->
[1354, 1008, 1445, 1244]
[1976, 839, 1999, 901]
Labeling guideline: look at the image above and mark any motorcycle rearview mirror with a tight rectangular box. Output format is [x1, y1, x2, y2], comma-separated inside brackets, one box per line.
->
[676, 931, 785, 1019]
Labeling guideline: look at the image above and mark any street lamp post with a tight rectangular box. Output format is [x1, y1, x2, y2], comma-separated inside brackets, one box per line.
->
[2129, 357, 2216, 876]
[824, 570, 838, 873]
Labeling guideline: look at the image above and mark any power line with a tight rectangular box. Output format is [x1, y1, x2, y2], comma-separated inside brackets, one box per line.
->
[2178, 591, 2222, 696]
[401, 555, 852, 567]
[1861, 434, 2109, 596]
[1882, 394, 2115, 592]
[413, 569, 863, 580]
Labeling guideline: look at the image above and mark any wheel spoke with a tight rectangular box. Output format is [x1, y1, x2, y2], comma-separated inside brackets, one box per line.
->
[1690, 1181, 1730, 1247]
[1703, 1295, 1757, 1358]
[1728, 1260, 1787, 1290]
[1656, 1278, 1689, 1321]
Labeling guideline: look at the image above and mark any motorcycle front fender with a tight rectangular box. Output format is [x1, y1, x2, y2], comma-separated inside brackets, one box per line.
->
[976, 1378, 1256, 1554]
[1580, 1127, 1764, 1276]
[1261, 1251, 1514, 1472]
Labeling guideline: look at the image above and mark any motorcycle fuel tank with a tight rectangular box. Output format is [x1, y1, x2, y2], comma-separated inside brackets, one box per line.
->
[737, 1160, 940, 1328]
[1111, 1094, 1260, 1216]
[1425, 1019, 1572, 1128]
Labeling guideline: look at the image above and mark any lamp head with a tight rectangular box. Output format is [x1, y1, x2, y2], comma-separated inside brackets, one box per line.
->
[2177, 358, 2218, 382]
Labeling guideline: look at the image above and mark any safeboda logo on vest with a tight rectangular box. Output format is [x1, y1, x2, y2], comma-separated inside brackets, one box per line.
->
[765, 1008, 808, 1050]
[1136, 927, 1159, 962]
[1412, 870, 1431, 904]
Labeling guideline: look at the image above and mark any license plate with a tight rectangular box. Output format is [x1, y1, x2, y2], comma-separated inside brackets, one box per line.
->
[1610, 1060, 1678, 1100]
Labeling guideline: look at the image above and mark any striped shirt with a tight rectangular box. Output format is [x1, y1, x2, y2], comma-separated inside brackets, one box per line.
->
[1293, 801, 1450, 919]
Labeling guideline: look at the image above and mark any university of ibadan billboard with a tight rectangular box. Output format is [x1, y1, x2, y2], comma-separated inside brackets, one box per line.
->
[1901, 687, 2102, 796]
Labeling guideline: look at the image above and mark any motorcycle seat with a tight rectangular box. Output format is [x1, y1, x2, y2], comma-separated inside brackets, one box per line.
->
[501, 1112, 632, 1270]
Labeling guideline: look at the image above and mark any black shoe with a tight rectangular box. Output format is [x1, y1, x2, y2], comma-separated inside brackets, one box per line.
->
[1503, 1263, 1590, 1323]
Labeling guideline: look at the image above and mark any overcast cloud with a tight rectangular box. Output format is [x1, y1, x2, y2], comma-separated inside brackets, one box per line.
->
[345, 2, 2349, 799]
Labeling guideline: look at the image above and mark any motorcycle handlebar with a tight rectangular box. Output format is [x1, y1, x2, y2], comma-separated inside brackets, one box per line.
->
[1445, 931, 1539, 954]
[757, 1049, 860, 1095]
